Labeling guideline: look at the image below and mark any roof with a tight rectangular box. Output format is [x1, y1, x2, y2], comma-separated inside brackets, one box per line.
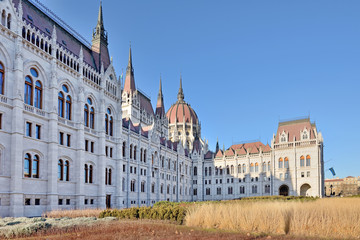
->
[204, 151, 213, 159]
[138, 90, 154, 117]
[166, 101, 198, 124]
[13, 0, 109, 71]
[192, 139, 201, 153]
[275, 118, 316, 144]
[215, 150, 223, 158]
[225, 148, 235, 157]
[325, 179, 343, 182]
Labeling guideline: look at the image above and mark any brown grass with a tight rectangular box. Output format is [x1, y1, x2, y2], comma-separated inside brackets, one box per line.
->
[185, 198, 360, 239]
[42, 209, 103, 218]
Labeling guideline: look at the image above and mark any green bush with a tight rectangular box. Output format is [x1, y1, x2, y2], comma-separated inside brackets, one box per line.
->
[99, 204, 187, 224]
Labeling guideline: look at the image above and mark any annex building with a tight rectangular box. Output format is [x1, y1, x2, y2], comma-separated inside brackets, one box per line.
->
[0, 0, 325, 217]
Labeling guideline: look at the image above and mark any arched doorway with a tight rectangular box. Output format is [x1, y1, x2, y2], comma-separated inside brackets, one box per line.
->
[279, 185, 289, 196]
[300, 184, 311, 196]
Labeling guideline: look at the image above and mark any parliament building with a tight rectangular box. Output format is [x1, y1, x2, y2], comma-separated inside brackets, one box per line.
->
[0, 0, 325, 217]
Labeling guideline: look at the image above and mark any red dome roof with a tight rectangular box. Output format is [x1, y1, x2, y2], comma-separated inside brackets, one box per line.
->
[166, 101, 199, 125]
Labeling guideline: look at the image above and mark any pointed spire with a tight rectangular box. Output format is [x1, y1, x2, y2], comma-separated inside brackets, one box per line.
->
[18, 0, 23, 18]
[156, 75, 165, 117]
[97, 1, 104, 28]
[177, 74, 184, 102]
[123, 44, 136, 94]
[216, 137, 219, 153]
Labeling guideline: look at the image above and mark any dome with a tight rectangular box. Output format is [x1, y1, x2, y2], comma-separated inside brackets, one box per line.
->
[166, 101, 199, 125]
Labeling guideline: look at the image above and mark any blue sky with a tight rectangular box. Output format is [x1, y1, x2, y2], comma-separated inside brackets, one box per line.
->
[40, 0, 360, 179]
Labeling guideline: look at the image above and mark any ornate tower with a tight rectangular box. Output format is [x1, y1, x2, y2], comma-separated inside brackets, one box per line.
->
[155, 77, 168, 137]
[92, 1, 110, 70]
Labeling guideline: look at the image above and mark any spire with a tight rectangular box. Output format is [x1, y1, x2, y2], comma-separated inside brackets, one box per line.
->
[123, 44, 136, 94]
[177, 74, 184, 102]
[156, 75, 165, 117]
[216, 137, 219, 153]
[92, 1, 110, 71]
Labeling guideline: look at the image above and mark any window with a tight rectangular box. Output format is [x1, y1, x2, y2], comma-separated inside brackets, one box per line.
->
[0, 62, 4, 95]
[242, 164, 246, 173]
[301, 172, 304, 178]
[307, 171, 310, 177]
[84, 98, 94, 128]
[252, 185, 258, 194]
[267, 162, 271, 172]
[105, 108, 113, 136]
[284, 157, 289, 168]
[59, 160, 70, 181]
[250, 163, 254, 172]
[160, 184, 163, 194]
[265, 184, 270, 193]
[0, 113, 2, 129]
[58, 85, 72, 120]
[231, 165, 234, 174]
[226, 165, 230, 175]
[306, 155, 311, 166]
[206, 188, 211, 195]
[34, 81, 42, 109]
[105, 168, 112, 185]
[130, 144, 133, 159]
[35, 125, 41, 139]
[228, 187, 233, 194]
[151, 183, 155, 193]
[143, 150, 146, 163]
[300, 156, 305, 167]
[141, 181, 146, 192]
[134, 146, 137, 160]
[26, 122, 32, 137]
[240, 186, 245, 194]
[35, 199, 40, 205]
[105, 146, 108, 157]
[25, 198, 31, 205]
[194, 166, 197, 176]
[122, 142, 126, 157]
[278, 158, 283, 169]
[24, 76, 33, 105]
[209, 167, 211, 176]
[122, 178, 126, 191]
[84, 164, 93, 183]
[217, 187, 221, 195]
[59, 132, 64, 145]
[66, 199, 70, 205]
[58, 199, 63, 205]
[110, 148, 113, 158]
[204, 167, 207, 176]
[91, 142, 94, 153]
[131, 180, 136, 192]
[255, 163, 259, 172]
[66, 134, 71, 147]
[31, 154, 39, 178]
[193, 188, 197, 196]
[24, 153, 31, 177]
[237, 164, 241, 174]
[85, 140, 89, 151]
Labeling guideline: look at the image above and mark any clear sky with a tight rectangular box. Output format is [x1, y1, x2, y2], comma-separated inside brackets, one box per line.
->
[39, 0, 360, 179]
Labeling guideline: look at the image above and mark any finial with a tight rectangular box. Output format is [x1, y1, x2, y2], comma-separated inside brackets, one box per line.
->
[79, 46, 84, 60]
[177, 74, 184, 102]
[52, 25, 57, 40]
[18, 0, 23, 18]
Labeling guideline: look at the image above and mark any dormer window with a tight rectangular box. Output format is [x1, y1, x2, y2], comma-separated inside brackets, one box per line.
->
[280, 132, 287, 143]
[302, 129, 309, 140]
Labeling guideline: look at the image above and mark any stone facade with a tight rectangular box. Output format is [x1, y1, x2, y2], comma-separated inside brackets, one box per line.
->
[325, 176, 360, 196]
[0, 0, 324, 217]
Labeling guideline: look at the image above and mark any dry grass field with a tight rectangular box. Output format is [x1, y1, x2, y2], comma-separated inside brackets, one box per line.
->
[42, 209, 103, 218]
[185, 198, 360, 239]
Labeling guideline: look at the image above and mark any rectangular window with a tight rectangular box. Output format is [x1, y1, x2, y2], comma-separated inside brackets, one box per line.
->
[91, 142, 94, 153]
[90, 199, 94, 205]
[66, 199, 70, 205]
[134, 167, 137, 174]
[307, 171, 310, 177]
[35, 125, 41, 139]
[84, 199, 88, 205]
[25, 198, 31, 205]
[35, 199, 40, 205]
[59, 132, 64, 145]
[26, 122, 32, 137]
[105, 146, 108, 157]
[123, 164, 126, 172]
[144, 169, 146, 176]
[85, 140, 88, 151]
[58, 199, 63, 205]
[130, 166, 133, 173]
[66, 134, 71, 147]
[0, 113, 2, 129]
[110, 148, 113, 158]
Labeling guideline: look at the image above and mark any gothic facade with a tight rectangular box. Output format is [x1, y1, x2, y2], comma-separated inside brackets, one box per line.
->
[0, 0, 324, 217]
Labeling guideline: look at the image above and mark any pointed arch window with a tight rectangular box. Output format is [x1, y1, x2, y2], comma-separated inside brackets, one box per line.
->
[58, 159, 64, 180]
[84, 98, 94, 128]
[64, 160, 69, 181]
[105, 108, 113, 136]
[250, 163, 254, 172]
[84, 164, 88, 183]
[24, 153, 31, 177]
[84, 104, 89, 127]
[242, 164, 246, 173]
[122, 141, 126, 157]
[284, 157, 289, 168]
[24, 76, 33, 105]
[24, 153, 39, 178]
[34, 81, 42, 109]
[32, 155, 39, 178]
[306, 155, 311, 167]
[255, 162, 259, 172]
[231, 165, 234, 174]
[300, 155, 305, 167]
[278, 158, 283, 169]
[58, 92, 64, 117]
[0, 62, 4, 95]
[65, 95, 72, 120]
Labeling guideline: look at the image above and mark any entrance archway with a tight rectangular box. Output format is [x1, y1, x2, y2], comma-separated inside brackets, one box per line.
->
[279, 185, 289, 196]
[300, 184, 311, 196]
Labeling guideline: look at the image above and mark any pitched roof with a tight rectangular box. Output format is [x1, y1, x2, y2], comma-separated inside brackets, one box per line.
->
[236, 147, 247, 155]
[262, 144, 271, 153]
[225, 148, 235, 157]
[275, 118, 316, 143]
[204, 151, 213, 159]
[138, 90, 154, 117]
[215, 150, 223, 158]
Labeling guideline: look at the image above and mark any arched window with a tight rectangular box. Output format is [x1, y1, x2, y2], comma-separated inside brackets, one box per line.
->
[105, 168, 108, 185]
[122, 141, 126, 157]
[34, 81, 42, 109]
[255, 163, 259, 172]
[58, 159, 64, 180]
[167, 184, 170, 194]
[105, 168, 112, 185]
[240, 186, 245, 194]
[204, 167, 208, 176]
[105, 108, 113, 136]
[252, 185, 258, 194]
[173, 185, 176, 194]
[1, 10, 5, 26]
[300, 155, 305, 167]
[24, 153, 31, 177]
[278, 158, 283, 169]
[242, 164, 246, 173]
[84, 98, 94, 128]
[89, 165, 93, 183]
[306, 155, 311, 166]
[284, 157, 289, 168]
[131, 180, 136, 192]
[140, 149, 143, 162]
[141, 181, 146, 193]
[130, 144, 133, 159]
[64, 160, 69, 181]
[65, 96, 71, 120]
[231, 165, 234, 174]
[152, 183, 155, 193]
[58, 92, 64, 117]
[32, 155, 39, 178]
[143, 150, 146, 163]
[7, 13, 11, 29]
[250, 163, 254, 172]
[160, 184, 163, 194]
[84, 164, 88, 183]
[194, 166, 197, 176]
[0, 62, 4, 95]
[238, 164, 241, 174]
[226, 165, 230, 175]
[209, 167, 212, 176]
[265, 184, 270, 193]
[134, 146, 137, 160]
[24, 76, 33, 105]
[267, 161, 271, 171]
